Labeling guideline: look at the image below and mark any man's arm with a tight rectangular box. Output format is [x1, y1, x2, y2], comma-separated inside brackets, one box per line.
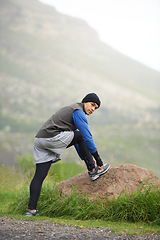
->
[72, 110, 103, 166]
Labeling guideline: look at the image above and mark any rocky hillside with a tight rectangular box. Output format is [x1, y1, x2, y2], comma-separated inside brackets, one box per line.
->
[0, 0, 160, 176]
[0, 0, 160, 132]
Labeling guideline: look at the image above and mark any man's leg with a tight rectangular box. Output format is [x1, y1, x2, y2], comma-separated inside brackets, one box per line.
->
[28, 161, 52, 210]
[67, 131, 95, 171]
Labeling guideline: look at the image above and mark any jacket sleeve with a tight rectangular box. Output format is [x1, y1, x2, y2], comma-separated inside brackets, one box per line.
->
[72, 110, 97, 154]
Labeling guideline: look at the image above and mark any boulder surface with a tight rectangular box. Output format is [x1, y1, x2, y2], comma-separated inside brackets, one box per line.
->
[58, 164, 159, 200]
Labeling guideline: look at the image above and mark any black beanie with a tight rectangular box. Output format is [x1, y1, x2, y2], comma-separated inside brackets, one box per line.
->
[82, 93, 101, 108]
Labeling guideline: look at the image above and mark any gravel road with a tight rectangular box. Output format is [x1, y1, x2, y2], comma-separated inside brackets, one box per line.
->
[0, 217, 159, 240]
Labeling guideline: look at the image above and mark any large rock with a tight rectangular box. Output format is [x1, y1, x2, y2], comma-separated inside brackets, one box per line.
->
[58, 164, 159, 200]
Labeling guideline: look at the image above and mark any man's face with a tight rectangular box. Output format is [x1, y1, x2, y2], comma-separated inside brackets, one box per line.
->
[83, 102, 99, 115]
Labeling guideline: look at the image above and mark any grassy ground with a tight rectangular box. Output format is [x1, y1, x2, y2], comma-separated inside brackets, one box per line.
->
[0, 157, 160, 236]
[1, 190, 160, 236]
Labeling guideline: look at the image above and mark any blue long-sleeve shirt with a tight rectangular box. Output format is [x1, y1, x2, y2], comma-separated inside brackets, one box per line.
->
[72, 110, 97, 155]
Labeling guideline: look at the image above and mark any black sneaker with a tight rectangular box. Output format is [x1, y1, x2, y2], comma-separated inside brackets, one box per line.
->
[88, 163, 110, 181]
[88, 166, 99, 181]
[97, 163, 110, 176]
[26, 209, 39, 217]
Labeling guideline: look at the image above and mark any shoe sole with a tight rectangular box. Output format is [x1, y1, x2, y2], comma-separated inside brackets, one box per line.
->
[90, 174, 100, 181]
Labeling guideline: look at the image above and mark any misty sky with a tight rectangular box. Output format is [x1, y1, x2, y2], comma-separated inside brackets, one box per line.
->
[39, 0, 160, 72]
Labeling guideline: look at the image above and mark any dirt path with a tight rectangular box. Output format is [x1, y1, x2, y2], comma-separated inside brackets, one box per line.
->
[0, 217, 159, 240]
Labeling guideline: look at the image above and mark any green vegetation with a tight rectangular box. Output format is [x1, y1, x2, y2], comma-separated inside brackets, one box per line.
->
[0, 154, 160, 235]
[11, 181, 160, 226]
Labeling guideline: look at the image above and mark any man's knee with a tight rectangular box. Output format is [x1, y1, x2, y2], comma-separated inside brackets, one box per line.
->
[74, 131, 83, 142]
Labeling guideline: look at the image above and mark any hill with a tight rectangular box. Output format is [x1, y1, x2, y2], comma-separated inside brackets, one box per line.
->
[0, 0, 159, 176]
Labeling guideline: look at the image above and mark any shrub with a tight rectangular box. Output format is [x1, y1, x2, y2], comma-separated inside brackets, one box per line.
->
[16, 154, 35, 180]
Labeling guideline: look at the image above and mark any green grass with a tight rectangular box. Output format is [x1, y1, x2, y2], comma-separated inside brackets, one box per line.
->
[0, 186, 160, 235]
[9, 182, 160, 225]
[0, 156, 160, 236]
[1, 187, 160, 235]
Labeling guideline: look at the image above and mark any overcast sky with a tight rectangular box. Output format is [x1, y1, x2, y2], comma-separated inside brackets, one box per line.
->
[39, 0, 160, 72]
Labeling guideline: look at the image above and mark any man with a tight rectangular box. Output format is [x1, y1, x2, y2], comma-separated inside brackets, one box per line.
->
[26, 93, 110, 216]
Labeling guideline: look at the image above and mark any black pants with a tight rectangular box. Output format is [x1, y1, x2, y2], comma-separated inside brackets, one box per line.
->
[28, 131, 95, 210]
[67, 130, 95, 171]
[28, 161, 52, 210]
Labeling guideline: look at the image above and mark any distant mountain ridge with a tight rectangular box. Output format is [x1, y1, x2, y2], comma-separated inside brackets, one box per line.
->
[0, 0, 159, 132]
